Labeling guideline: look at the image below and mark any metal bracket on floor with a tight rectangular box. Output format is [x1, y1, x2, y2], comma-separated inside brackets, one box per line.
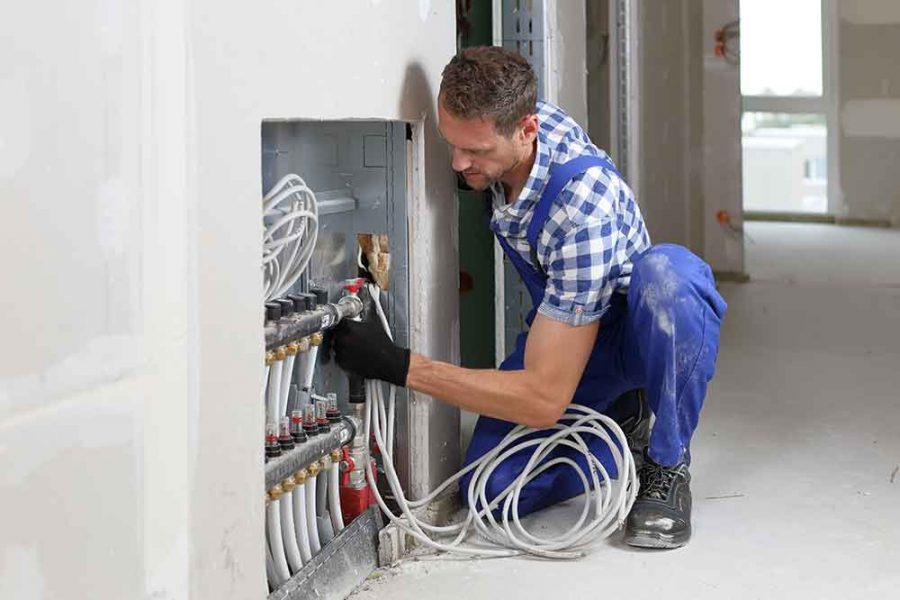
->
[268, 507, 384, 600]
[377, 493, 459, 566]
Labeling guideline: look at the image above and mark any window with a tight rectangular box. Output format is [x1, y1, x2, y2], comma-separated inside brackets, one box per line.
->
[740, 0, 835, 214]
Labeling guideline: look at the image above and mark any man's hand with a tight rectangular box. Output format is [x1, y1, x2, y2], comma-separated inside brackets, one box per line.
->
[331, 319, 411, 387]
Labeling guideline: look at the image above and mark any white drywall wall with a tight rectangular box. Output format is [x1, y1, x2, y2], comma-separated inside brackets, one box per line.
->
[0, 1, 456, 598]
[0, 1, 191, 598]
[189, 1, 457, 597]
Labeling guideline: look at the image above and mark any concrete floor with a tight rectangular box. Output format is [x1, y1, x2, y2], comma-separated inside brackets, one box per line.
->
[352, 222, 900, 600]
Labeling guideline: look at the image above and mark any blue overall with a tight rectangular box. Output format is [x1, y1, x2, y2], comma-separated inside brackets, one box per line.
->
[461, 155, 728, 517]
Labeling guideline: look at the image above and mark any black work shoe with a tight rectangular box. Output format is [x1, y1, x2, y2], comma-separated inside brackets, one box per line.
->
[624, 453, 692, 549]
[612, 389, 651, 468]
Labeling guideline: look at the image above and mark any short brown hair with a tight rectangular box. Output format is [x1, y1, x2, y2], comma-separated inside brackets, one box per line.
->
[439, 47, 538, 136]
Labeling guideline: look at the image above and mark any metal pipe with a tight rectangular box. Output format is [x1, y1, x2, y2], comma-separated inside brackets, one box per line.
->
[265, 417, 355, 491]
[264, 296, 363, 351]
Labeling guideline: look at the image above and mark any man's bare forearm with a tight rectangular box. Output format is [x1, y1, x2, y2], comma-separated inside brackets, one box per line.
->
[405, 353, 563, 428]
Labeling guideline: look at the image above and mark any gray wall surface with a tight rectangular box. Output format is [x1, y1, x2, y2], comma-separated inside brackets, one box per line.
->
[838, 5, 900, 225]
[586, 0, 611, 151]
[589, 0, 743, 275]
[700, 0, 744, 274]
[638, 0, 706, 256]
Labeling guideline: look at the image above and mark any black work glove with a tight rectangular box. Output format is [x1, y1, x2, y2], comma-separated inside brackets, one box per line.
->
[331, 318, 411, 387]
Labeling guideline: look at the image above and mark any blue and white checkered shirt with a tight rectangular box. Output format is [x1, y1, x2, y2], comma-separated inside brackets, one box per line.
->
[490, 100, 651, 326]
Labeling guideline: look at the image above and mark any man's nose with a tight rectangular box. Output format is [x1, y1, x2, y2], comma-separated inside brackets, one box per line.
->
[451, 147, 471, 173]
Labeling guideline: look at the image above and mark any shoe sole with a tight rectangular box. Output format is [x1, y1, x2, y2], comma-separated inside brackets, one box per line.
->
[623, 528, 691, 549]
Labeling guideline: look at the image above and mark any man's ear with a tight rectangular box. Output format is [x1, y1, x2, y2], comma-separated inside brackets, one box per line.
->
[519, 114, 539, 144]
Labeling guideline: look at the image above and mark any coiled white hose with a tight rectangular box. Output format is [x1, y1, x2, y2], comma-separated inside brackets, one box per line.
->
[364, 284, 639, 559]
[263, 174, 319, 302]
[279, 490, 304, 572]
[328, 460, 345, 533]
[305, 476, 322, 554]
[266, 501, 291, 582]
[293, 480, 313, 563]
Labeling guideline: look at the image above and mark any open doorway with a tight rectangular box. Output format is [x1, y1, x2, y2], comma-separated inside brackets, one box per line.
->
[740, 0, 835, 217]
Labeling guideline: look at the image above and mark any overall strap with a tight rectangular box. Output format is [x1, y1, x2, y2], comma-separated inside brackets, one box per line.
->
[526, 154, 618, 251]
[528, 154, 618, 250]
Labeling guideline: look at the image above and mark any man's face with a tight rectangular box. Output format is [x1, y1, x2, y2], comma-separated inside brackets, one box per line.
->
[437, 101, 530, 191]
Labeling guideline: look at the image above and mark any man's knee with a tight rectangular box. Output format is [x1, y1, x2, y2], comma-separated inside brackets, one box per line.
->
[629, 244, 720, 337]
[632, 244, 704, 288]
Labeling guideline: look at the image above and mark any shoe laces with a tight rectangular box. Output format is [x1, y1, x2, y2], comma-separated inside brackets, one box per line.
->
[638, 461, 678, 501]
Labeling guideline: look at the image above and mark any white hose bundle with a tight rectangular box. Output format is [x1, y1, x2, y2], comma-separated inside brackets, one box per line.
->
[263, 174, 319, 302]
[364, 284, 639, 559]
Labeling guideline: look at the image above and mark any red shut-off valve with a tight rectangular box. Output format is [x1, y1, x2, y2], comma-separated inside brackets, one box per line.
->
[339, 446, 355, 487]
[343, 277, 365, 294]
[339, 445, 377, 524]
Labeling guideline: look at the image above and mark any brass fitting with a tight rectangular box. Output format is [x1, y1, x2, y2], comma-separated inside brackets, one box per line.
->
[298, 337, 311, 353]
[286, 342, 300, 356]
[274, 347, 287, 361]
[310, 332, 324, 347]
[282, 476, 297, 492]
[294, 469, 308, 485]
[330, 449, 342, 462]
[307, 462, 321, 476]
[268, 483, 284, 501]
[265, 351, 275, 366]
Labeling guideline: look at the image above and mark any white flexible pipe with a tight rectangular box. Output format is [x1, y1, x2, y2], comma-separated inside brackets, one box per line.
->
[328, 459, 345, 532]
[305, 475, 322, 554]
[279, 490, 304, 572]
[365, 284, 639, 559]
[292, 480, 313, 563]
[267, 360, 283, 427]
[266, 500, 291, 583]
[316, 469, 328, 517]
[265, 536, 278, 591]
[279, 354, 296, 418]
[302, 346, 319, 391]
[295, 352, 309, 392]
